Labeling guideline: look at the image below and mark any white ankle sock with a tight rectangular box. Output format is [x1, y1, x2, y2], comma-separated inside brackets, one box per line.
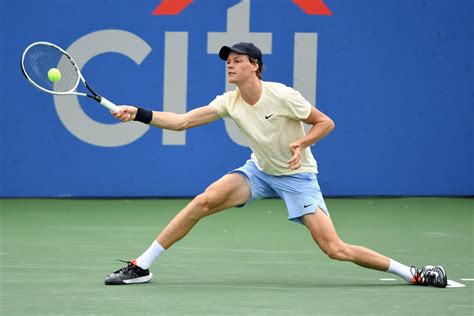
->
[135, 240, 165, 270]
[387, 259, 413, 283]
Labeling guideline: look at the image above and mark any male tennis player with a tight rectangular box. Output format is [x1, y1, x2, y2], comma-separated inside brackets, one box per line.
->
[105, 42, 447, 287]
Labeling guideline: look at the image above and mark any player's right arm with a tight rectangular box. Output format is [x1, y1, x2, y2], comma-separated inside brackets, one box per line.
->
[113, 105, 220, 131]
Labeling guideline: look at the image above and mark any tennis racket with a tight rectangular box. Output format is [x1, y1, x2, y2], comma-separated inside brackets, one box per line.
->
[20, 41, 119, 113]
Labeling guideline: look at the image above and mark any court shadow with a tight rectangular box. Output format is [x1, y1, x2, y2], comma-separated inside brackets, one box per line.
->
[153, 279, 410, 289]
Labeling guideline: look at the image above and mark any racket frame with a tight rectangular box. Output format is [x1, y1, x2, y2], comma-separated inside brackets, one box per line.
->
[20, 41, 119, 112]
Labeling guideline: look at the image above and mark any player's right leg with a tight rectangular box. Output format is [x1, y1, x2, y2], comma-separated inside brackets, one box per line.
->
[104, 173, 251, 285]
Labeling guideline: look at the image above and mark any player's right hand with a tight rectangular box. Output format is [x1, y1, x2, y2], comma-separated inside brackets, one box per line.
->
[112, 105, 138, 122]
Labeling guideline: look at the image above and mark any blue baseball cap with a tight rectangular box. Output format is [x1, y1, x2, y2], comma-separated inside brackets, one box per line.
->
[219, 42, 263, 71]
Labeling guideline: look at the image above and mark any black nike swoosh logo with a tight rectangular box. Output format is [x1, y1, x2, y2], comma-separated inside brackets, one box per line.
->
[304, 204, 313, 208]
[265, 114, 274, 119]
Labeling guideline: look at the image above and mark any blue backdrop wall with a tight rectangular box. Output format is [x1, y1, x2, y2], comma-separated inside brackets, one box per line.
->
[1, 0, 472, 197]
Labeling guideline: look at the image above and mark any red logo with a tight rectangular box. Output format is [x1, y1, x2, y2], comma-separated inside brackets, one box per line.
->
[153, 0, 333, 16]
[153, 0, 193, 15]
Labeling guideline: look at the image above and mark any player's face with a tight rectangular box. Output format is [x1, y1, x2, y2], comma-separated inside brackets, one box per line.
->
[226, 52, 258, 84]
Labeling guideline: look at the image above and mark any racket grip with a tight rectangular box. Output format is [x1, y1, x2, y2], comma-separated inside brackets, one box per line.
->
[99, 96, 120, 113]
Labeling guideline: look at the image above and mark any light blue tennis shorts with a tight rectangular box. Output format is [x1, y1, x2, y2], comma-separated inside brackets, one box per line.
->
[230, 159, 329, 225]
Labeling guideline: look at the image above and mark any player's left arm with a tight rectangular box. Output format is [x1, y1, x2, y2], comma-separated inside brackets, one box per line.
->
[288, 107, 335, 170]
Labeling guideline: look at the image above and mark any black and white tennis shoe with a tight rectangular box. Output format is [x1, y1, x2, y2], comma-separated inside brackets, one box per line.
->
[411, 265, 447, 288]
[105, 259, 153, 285]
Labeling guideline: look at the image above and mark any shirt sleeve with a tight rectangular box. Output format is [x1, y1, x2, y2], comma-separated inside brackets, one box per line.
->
[285, 88, 312, 120]
[209, 92, 231, 118]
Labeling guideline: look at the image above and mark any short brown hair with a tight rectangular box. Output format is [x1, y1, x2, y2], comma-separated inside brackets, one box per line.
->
[248, 57, 264, 79]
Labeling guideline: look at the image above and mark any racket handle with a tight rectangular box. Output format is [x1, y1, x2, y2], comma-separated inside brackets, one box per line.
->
[99, 96, 120, 113]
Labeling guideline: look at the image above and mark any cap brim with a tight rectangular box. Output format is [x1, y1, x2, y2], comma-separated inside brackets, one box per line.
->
[218, 46, 248, 60]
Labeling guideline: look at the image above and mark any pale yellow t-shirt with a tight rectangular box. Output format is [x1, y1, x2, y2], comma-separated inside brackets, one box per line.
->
[210, 81, 318, 175]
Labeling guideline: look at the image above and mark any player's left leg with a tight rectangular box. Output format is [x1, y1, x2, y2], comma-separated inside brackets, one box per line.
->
[302, 209, 448, 287]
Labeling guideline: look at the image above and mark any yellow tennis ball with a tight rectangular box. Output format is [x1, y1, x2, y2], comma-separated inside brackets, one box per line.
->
[48, 68, 61, 82]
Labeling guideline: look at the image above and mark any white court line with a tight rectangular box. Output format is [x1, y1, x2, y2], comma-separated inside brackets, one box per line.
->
[460, 278, 474, 281]
[379, 279, 467, 288]
[447, 280, 466, 288]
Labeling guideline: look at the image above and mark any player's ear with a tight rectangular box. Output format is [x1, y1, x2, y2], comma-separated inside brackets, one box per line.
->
[249, 57, 259, 72]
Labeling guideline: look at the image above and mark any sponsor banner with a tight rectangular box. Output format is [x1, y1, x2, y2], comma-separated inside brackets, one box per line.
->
[0, 0, 472, 196]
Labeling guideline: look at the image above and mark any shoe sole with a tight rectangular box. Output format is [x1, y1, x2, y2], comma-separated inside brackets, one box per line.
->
[123, 272, 153, 284]
[105, 272, 153, 285]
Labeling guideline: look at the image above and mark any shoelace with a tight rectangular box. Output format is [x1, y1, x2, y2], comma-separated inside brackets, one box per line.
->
[113, 259, 135, 273]
[410, 266, 438, 285]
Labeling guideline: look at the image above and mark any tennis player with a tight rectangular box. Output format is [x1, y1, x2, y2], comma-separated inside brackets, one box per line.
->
[105, 42, 447, 288]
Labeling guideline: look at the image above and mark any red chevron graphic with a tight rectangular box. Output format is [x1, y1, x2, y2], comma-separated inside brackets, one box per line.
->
[153, 0, 193, 15]
[152, 0, 332, 16]
[292, 0, 333, 15]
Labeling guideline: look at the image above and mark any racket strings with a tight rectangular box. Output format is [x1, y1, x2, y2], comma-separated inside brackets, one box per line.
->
[23, 44, 79, 93]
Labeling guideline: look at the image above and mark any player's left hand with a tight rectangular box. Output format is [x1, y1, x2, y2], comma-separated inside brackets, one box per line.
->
[288, 142, 302, 170]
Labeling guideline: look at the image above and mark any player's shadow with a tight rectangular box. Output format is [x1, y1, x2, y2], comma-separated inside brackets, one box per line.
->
[154, 278, 410, 289]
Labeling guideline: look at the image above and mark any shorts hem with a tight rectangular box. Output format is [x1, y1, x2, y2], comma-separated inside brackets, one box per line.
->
[228, 170, 252, 208]
[288, 202, 329, 225]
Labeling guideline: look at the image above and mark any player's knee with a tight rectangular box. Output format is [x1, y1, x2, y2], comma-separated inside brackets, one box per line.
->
[325, 241, 349, 261]
[191, 192, 222, 218]
[204, 188, 226, 208]
[189, 194, 211, 219]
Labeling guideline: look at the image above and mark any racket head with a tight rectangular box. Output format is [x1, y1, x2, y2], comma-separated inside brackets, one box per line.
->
[21, 42, 82, 95]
